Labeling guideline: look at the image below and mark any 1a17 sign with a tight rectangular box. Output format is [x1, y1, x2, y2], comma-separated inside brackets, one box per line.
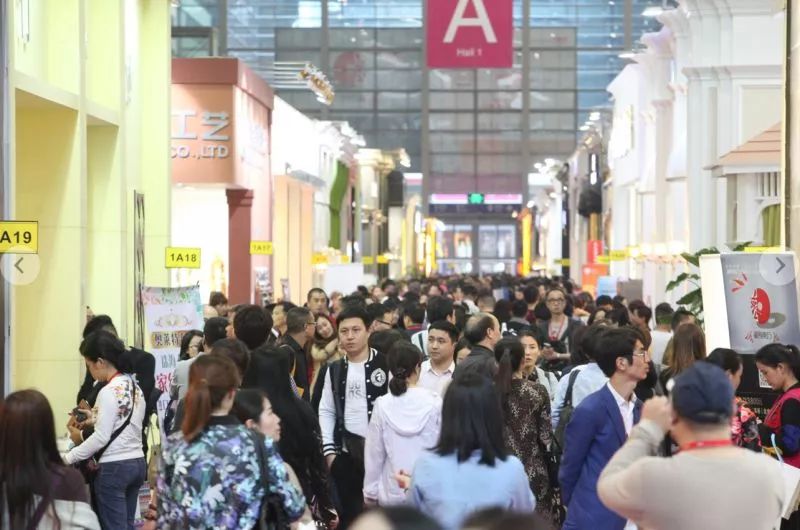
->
[427, 0, 513, 68]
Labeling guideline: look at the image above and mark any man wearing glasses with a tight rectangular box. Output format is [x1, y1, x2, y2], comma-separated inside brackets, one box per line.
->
[537, 287, 584, 372]
[559, 327, 650, 530]
[279, 307, 317, 400]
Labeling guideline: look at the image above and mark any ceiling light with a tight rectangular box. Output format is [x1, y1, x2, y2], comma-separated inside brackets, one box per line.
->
[580, 125, 590, 131]
[642, 6, 663, 17]
[619, 51, 636, 59]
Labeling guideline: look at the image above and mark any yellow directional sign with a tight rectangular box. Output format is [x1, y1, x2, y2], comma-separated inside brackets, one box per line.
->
[362, 256, 375, 265]
[250, 241, 274, 255]
[341, 256, 351, 264]
[312, 253, 328, 265]
[597, 255, 611, 265]
[165, 247, 201, 269]
[377, 255, 389, 265]
[610, 249, 628, 261]
[555, 258, 570, 266]
[744, 246, 782, 254]
[0, 221, 38, 254]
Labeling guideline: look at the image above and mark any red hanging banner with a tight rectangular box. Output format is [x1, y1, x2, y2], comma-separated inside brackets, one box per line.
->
[426, 0, 513, 69]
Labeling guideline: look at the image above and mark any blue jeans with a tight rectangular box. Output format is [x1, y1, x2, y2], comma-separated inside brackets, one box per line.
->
[94, 457, 146, 530]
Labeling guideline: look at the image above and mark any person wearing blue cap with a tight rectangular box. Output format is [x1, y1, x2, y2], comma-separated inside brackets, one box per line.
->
[597, 362, 786, 530]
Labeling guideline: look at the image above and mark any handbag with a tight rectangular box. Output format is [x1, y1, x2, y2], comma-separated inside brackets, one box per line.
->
[554, 369, 581, 452]
[77, 377, 137, 483]
[250, 430, 291, 530]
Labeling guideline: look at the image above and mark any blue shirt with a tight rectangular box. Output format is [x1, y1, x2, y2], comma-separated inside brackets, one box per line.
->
[409, 450, 535, 530]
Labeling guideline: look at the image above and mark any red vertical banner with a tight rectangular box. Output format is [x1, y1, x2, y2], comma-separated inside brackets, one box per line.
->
[587, 240, 604, 264]
[426, 0, 513, 68]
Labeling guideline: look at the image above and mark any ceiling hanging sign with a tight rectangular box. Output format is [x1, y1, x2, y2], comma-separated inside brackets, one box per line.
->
[426, 0, 513, 68]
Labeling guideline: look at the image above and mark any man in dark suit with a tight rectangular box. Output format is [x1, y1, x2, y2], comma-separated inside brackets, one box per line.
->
[559, 327, 650, 530]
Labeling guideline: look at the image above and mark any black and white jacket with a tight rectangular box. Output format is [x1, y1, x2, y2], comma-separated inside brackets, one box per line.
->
[319, 348, 388, 456]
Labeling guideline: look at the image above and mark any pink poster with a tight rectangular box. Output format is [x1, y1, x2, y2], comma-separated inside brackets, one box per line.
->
[427, 0, 513, 69]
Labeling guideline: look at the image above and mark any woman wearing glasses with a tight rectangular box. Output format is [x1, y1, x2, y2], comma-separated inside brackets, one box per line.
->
[537, 287, 585, 373]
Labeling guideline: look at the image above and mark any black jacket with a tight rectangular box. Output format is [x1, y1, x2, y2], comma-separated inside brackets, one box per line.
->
[279, 336, 310, 401]
[453, 344, 497, 379]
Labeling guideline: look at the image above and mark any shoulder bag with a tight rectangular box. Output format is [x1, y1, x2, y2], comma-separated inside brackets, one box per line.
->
[554, 369, 581, 452]
[76, 377, 137, 483]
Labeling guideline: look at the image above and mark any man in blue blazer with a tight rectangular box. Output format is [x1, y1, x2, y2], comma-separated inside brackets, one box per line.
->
[559, 327, 650, 530]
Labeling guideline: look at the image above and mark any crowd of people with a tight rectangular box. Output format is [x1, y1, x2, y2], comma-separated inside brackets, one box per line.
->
[0, 274, 798, 529]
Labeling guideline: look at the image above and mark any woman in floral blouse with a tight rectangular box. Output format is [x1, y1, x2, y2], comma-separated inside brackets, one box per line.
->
[705, 348, 761, 451]
[494, 336, 563, 526]
[158, 354, 306, 529]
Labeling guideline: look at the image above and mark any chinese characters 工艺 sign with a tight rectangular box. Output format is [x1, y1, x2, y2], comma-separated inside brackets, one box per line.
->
[426, 0, 513, 68]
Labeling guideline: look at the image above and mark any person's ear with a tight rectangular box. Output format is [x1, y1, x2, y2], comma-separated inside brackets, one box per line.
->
[245, 419, 257, 430]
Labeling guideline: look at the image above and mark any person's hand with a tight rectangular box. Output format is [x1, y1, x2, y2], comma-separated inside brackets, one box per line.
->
[67, 419, 83, 445]
[394, 469, 412, 491]
[542, 346, 558, 361]
[326, 454, 336, 470]
[641, 396, 672, 433]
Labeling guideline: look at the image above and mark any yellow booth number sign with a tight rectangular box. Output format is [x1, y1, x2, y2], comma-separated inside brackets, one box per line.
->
[165, 247, 201, 269]
[0, 221, 38, 254]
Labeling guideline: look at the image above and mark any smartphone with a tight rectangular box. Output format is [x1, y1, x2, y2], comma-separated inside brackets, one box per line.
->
[72, 408, 88, 423]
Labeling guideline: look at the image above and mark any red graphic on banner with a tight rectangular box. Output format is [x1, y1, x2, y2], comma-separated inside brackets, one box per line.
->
[751, 288, 771, 325]
[427, 0, 513, 68]
[587, 240, 603, 265]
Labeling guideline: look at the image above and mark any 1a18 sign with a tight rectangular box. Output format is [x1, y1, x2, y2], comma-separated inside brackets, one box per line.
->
[427, 0, 513, 68]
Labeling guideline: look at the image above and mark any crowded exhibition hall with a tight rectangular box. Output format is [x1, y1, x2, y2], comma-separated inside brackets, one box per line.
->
[2, 0, 800, 529]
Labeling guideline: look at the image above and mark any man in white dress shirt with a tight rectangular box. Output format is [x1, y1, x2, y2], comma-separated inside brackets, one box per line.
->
[418, 320, 458, 395]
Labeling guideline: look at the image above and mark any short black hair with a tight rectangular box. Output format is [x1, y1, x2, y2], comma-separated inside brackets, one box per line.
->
[306, 287, 327, 302]
[596, 327, 639, 377]
[337, 304, 372, 329]
[233, 305, 272, 350]
[83, 315, 116, 339]
[285, 307, 312, 335]
[477, 294, 496, 310]
[209, 338, 250, 379]
[628, 300, 652, 325]
[464, 313, 496, 345]
[462, 285, 478, 299]
[511, 299, 528, 318]
[356, 507, 442, 530]
[427, 296, 454, 324]
[705, 348, 742, 375]
[369, 329, 408, 355]
[435, 372, 507, 465]
[403, 302, 426, 325]
[655, 302, 675, 326]
[340, 294, 367, 310]
[366, 302, 392, 324]
[203, 317, 229, 347]
[596, 295, 613, 307]
[179, 329, 204, 361]
[209, 291, 228, 307]
[671, 308, 695, 332]
[428, 320, 459, 343]
[522, 286, 539, 305]
[453, 303, 468, 333]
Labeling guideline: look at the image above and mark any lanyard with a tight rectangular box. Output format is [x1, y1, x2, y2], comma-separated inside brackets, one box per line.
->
[679, 439, 733, 452]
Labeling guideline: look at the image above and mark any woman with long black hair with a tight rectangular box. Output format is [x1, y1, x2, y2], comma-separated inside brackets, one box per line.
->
[494, 337, 561, 526]
[1, 389, 99, 529]
[242, 345, 338, 528]
[407, 373, 534, 530]
[64, 331, 146, 530]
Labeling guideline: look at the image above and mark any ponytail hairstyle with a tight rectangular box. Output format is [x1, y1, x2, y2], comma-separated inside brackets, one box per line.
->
[493, 336, 525, 411]
[79, 330, 133, 373]
[755, 343, 800, 380]
[388, 341, 422, 396]
[182, 354, 240, 441]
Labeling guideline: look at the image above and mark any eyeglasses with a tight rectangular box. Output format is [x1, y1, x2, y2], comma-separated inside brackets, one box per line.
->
[632, 349, 649, 359]
[547, 298, 566, 304]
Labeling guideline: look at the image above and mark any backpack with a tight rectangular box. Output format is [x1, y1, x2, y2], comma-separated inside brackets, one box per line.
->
[554, 369, 581, 452]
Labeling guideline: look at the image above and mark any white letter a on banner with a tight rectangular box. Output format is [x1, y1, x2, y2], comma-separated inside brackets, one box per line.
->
[443, 0, 497, 44]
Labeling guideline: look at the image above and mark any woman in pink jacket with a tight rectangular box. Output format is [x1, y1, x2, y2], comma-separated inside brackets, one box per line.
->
[364, 341, 442, 506]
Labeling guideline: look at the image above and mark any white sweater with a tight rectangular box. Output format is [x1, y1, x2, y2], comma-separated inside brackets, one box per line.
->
[65, 375, 145, 465]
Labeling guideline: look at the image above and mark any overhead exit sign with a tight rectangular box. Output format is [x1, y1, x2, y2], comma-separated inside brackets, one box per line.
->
[468, 193, 485, 205]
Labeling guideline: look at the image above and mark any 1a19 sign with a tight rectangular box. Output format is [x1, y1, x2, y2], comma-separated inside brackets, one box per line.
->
[427, 0, 513, 68]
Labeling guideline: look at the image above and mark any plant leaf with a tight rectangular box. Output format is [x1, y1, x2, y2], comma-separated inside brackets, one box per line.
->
[677, 289, 703, 306]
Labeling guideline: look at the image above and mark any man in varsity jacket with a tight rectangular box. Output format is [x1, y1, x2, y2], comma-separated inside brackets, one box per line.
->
[319, 304, 388, 528]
